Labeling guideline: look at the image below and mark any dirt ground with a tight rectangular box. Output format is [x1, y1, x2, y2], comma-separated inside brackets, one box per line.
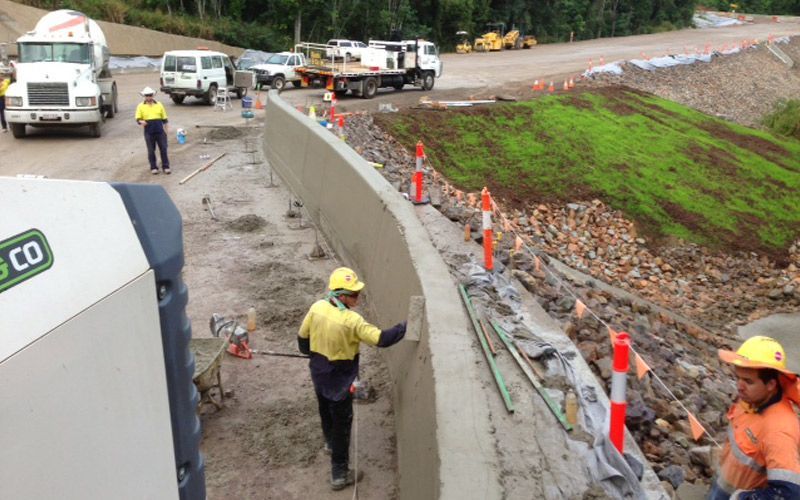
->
[0, 72, 398, 499]
[2, 9, 799, 499]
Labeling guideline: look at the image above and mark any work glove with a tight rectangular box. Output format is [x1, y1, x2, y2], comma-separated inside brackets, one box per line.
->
[378, 322, 406, 347]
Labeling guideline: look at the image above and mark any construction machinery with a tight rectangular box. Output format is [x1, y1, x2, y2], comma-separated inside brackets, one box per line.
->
[5, 10, 118, 138]
[456, 31, 472, 54]
[0, 177, 205, 499]
[504, 26, 537, 50]
[503, 29, 522, 50]
[474, 23, 505, 52]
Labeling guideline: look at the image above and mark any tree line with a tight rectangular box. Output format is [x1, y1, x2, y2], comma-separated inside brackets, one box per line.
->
[14, 0, 800, 51]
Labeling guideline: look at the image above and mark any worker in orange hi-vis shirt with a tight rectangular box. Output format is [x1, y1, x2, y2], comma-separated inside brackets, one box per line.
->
[709, 336, 800, 499]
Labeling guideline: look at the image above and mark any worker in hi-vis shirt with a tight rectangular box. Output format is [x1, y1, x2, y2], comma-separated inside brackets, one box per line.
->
[298, 267, 406, 491]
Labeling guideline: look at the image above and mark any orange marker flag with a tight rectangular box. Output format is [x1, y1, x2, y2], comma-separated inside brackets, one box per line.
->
[688, 412, 706, 442]
[575, 299, 586, 319]
[514, 235, 524, 253]
[607, 326, 618, 344]
[634, 352, 651, 379]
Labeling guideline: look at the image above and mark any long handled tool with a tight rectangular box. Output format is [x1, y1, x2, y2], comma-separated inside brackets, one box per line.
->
[252, 349, 309, 359]
[458, 284, 514, 413]
[490, 320, 572, 431]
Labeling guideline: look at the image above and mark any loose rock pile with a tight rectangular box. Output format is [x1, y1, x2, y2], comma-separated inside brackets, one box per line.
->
[584, 38, 800, 127]
[342, 111, 799, 491]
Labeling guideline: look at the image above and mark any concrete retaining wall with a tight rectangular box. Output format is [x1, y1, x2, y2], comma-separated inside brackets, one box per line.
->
[263, 91, 503, 500]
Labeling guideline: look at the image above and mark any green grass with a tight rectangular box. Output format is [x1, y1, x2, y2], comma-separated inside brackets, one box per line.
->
[375, 88, 800, 257]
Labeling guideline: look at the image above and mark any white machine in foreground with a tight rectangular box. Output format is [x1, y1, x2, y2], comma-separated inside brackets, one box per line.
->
[0, 178, 205, 499]
[4, 10, 118, 138]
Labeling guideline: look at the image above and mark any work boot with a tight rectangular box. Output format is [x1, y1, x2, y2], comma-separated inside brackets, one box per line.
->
[330, 469, 364, 491]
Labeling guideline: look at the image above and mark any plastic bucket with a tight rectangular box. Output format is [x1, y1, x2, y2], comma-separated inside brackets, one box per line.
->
[242, 96, 253, 109]
[176, 129, 187, 144]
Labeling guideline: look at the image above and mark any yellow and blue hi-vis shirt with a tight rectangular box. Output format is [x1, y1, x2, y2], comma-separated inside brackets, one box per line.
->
[299, 299, 382, 400]
[134, 100, 168, 135]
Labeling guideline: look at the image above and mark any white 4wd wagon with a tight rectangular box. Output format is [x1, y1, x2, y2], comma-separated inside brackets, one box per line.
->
[160, 49, 248, 105]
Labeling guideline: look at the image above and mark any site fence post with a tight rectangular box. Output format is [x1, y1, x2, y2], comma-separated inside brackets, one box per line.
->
[482, 187, 493, 271]
[609, 331, 630, 453]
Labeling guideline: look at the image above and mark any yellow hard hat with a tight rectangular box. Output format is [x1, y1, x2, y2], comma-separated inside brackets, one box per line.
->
[719, 336, 795, 375]
[328, 267, 365, 292]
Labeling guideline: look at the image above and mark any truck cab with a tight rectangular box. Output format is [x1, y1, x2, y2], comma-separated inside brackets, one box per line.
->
[4, 10, 118, 139]
[251, 52, 306, 91]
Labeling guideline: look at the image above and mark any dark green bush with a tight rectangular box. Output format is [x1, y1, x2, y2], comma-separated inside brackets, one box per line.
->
[762, 100, 800, 140]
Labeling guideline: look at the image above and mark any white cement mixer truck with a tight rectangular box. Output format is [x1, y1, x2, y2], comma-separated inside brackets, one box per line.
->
[4, 10, 118, 138]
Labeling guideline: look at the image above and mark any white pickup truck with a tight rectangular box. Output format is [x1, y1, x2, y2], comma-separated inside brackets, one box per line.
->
[250, 52, 306, 91]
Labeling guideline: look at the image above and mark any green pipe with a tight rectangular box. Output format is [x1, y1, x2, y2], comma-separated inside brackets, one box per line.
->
[458, 284, 515, 413]
[491, 320, 573, 431]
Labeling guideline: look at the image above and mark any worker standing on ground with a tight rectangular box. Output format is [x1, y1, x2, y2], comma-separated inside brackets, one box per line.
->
[709, 336, 800, 499]
[0, 68, 11, 133]
[298, 267, 406, 491]
[134, 87, 171, 175]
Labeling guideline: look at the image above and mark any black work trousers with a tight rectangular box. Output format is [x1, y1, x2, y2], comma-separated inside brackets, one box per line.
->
[144, 132, 169, 171]
[0, 99, 6, 130]
[315, 389, 353, 475]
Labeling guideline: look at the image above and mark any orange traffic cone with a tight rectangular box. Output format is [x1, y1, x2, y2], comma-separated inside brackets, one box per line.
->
[563, 80, 569, 91]
[254, 93, 264, 110]
[569, 78, 575, 89]
[532, 79, 539, 91]
[548, 81, 555, 92]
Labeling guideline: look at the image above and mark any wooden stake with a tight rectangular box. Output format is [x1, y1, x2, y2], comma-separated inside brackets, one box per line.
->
[179, 153, 226, 185]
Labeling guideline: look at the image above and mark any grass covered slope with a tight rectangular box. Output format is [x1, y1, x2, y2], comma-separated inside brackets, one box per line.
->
[376, 87, 800, 258]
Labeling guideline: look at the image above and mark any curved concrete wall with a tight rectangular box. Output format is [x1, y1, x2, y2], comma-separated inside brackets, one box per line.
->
[263, 91, 503, 500]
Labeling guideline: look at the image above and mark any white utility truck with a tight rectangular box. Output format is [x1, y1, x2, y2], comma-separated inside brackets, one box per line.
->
[0, 178, 205, 499]
[251, 51, 306, 90]
[294, 39, 443, 99]
[4, 10, 118, 138]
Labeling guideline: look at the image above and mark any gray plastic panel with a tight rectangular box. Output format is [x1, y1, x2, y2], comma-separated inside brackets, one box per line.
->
[112, 183, 206, 500]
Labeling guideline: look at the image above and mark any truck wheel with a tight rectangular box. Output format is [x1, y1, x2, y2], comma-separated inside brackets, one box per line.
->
[89, 122, 101, 138]
[422, 71, 435, 91]
[271, 76, 286, 91]
[334, 89, 348, 98]
[112, 85, 119, 114]
[10, 123, 26, 138]
[344, 53, 352, 63]
[171, 95, 186, 104]
[362, 77, 378, 99]
[393, 82, 404, 91]
[106, 84, 117, 118]
[292, 81, 302, 88]
[205, 84, 218, 105]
